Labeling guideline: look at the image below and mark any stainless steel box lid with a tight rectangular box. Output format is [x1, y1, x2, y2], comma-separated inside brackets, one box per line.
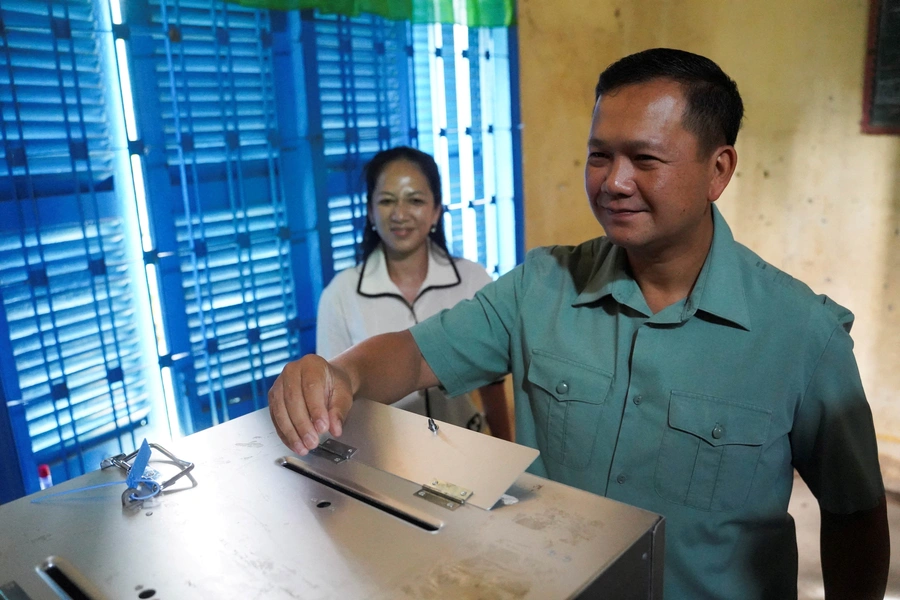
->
[0, 404, 664, 599]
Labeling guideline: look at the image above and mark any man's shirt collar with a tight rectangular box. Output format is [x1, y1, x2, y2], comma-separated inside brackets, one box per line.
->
[573, 204, 752, 330]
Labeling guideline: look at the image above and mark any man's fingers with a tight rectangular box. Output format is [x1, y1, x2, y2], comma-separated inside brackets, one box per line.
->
[328, 406, 344, 438]
[268, 374, 307, 455]
[305, 357, 333, 436]
[327, 366, 353, 437]
[284, 363, 321, 453]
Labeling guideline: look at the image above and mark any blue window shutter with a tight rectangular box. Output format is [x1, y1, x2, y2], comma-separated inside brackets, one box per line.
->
[0, 0, 152, 496]
[127, 0, 302, 431]
[437, 24, 465, 258]
[0, 0, 114, 196]
[477, 26, 520, 276]
[408, 23, 518, 277]
[467, 28, 487, 267]
[303, 11, 412, 276]
[410, 24, 434, 157]
[174, 205, 297, 417]
[0, 221, 149, 459]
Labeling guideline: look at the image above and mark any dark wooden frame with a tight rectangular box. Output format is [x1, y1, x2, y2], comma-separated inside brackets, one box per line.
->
[862, 0, 900, 134]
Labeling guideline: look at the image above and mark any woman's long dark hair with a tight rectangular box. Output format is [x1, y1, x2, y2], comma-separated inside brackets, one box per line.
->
[357, 146, 452, 264]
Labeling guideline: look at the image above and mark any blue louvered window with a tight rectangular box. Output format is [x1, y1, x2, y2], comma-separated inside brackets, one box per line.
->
[412, 24, 518, 275]
[121, 0, 305, 432]
[0, 0, 160, 498]
[304, 11, 519, 281]
[300, 11, 410, 277]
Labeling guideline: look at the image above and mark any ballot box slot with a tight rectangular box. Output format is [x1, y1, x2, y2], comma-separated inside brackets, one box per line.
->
[0, 580, 33, 600]
[280, 456, 442, 533]
[36, 558, 96, 600]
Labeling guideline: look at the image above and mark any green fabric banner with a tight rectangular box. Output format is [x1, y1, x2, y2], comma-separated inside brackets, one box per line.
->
[226, 0, 515, 27]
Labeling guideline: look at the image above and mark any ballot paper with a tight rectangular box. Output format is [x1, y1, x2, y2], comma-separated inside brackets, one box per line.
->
[324, 398, 540, 510]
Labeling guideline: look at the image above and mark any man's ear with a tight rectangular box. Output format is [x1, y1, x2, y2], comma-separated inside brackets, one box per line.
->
[708, 145, 737, 202]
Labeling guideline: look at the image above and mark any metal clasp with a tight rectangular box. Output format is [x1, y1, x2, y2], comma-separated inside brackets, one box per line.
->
[101, 443, 195, 509]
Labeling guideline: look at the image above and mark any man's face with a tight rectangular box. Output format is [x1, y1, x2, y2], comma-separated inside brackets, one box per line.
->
[585, 78, 730, 259]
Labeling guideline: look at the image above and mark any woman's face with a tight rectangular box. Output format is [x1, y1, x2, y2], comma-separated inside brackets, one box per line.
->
[369, 159, 441, 260]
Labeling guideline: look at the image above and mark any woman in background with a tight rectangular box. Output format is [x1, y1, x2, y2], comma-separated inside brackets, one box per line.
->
[316, 147, 511, 440]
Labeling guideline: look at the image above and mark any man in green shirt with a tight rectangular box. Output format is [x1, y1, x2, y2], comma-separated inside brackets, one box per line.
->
[269, 48, 889, 599]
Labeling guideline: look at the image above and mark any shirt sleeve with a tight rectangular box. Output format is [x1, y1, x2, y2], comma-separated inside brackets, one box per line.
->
[411, 261, 524, 396]
[790, 322, 884, 514]
[315, 281, 354, 361]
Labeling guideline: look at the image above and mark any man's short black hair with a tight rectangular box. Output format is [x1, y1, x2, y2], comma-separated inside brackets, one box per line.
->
[595, 48, 744, 155]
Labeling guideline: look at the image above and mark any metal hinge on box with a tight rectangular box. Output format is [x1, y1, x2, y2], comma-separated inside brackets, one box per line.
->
[310, 438, 357, 463]
[415, 479, 473, 511]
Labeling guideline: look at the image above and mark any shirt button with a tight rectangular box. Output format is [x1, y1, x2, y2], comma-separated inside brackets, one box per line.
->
[712, 424, 724, 439]
[616, 474, 626, 484]
[633, 395, 642, 405]
[556, 381, 569, 395]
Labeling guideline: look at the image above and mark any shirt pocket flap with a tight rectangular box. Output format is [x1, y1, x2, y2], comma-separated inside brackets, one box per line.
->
[668, 391, 771, 447]
[527, 349, 613, 404]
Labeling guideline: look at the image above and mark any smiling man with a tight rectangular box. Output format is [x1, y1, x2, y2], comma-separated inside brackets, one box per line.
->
[269, 48, 888, 599]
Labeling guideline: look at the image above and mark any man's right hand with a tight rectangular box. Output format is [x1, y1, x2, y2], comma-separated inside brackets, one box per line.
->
[268, 354, 354, 456]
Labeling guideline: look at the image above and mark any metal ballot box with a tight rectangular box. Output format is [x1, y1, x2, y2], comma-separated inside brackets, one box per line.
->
[0, 400, 664, 599]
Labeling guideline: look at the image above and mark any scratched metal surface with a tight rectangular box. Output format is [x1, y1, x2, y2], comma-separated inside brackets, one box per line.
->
[0, 407, 662, 599]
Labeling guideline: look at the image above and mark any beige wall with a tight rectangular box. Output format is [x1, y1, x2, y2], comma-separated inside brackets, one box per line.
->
[517, 0, 900, 479]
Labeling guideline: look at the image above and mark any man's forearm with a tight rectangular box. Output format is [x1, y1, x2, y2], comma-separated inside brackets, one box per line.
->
[820, 496, 890, 600]
[332, 330, 439, 404]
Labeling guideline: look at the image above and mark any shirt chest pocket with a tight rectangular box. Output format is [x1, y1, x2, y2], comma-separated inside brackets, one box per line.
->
[526, 350, 613, 470]
[656, 391, 772, 512]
